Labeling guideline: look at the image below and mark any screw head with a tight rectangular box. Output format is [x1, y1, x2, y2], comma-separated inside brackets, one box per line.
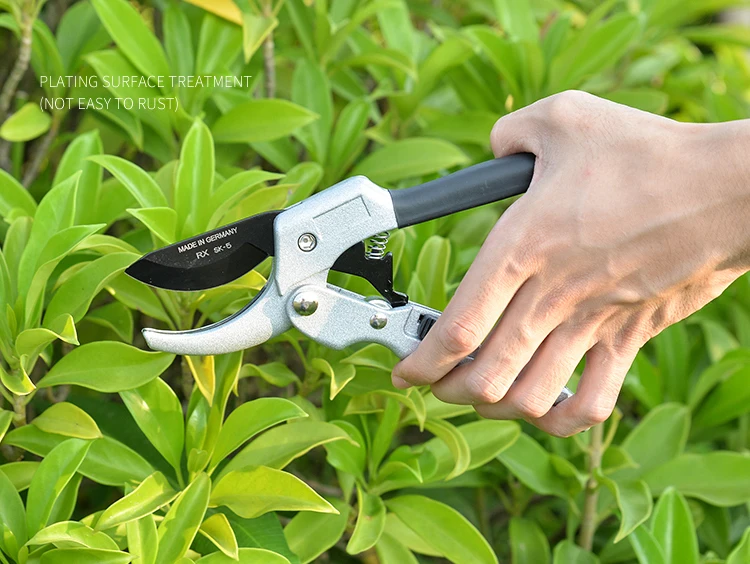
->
[292, 292, 318, 316]
[370, 312, 388, 329]
[297, 233, 317, 251]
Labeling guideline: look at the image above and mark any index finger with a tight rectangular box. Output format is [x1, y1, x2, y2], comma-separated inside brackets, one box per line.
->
[392, 203, 536, 387]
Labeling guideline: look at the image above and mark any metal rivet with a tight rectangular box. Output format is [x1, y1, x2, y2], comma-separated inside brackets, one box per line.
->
[370, 312, 388, 329]
[297, 233, 317, 251]
[292, 292, 318, 316]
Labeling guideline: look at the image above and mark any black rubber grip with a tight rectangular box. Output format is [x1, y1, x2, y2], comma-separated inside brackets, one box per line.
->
[388, 153, 535, 228]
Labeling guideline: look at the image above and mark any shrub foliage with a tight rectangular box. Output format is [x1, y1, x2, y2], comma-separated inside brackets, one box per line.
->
[1, 0, 750, 562]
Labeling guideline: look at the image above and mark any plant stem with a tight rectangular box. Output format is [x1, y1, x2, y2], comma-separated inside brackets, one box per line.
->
[0, 7, 34, 123]
[23, 113, 61, 187]
[12, 393, 27, 427]
[262, 2, 276, 98]
[578, 423, 604, 551]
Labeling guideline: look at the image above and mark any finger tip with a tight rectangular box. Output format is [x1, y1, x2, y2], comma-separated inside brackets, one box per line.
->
[392, 375, 412, 389]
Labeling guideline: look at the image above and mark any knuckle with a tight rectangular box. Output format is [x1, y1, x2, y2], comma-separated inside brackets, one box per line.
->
[514, 394, 552, 420]
[465, 369, 510, 404]
[437, 316, 484, 357]
[581, 398, 615, 427]
[543, 90, 589, 127]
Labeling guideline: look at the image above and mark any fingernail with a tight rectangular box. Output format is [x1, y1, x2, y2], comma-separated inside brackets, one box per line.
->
[392, 375, 411, 389]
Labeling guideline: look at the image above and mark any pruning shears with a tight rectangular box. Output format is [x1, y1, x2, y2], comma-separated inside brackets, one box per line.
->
[126, 153, 574, 406]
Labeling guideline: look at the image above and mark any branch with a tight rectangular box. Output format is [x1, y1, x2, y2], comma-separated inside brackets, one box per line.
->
[0, 10, 34, 123]
[262, 1, 275, 98]
[22, 113, 60, 187]
[578, 423, 604, 551]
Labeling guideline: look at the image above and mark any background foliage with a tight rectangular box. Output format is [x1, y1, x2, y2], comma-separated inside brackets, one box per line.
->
[1, 0, 750, 562]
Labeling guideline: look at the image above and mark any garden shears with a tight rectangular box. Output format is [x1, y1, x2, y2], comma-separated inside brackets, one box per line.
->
[126, 153, 574, 406]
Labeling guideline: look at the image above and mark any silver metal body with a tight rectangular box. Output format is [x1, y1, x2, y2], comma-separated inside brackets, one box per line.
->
[142, 175, 573, 404]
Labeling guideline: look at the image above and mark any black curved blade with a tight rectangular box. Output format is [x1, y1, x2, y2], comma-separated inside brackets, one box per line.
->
[125, 211, 280, 291]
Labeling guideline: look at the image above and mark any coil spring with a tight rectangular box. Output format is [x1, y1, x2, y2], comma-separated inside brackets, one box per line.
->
[365, 231, 389, 259]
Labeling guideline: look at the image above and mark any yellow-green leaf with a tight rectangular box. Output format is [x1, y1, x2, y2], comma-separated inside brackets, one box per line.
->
[96, 472, 178, 531]
[157, 473, 211, 563]
[32, 403, 102, 440]
[0, 103, 51, 142]
[198, 513, 239, 560]
[210, 467, 337, 519]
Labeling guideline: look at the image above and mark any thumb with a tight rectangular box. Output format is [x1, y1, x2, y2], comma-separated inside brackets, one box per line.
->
[490, 103, 545, 159]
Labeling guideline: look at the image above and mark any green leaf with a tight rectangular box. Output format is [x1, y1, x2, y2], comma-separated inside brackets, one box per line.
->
[207, 170, 282, 229]
[352, 138, 468, 185]
[509, 517, 550, 564]
[127, 515, 157, 564]
[497, 433, 568, 497]
[284, 498, 350, 564]
[32, 403, 102, 440]
[195, 12, 241, 76]
[127, 208, 177, 244]
[24, 224, 105, 327]
[106, 273, 170, 322]
[0, 364, 35, 395]
[595, 471, 652, 543]
[620, 403, 689, 477]
[210, 397, 307, 470]
[629, 525, 666, 564]
[85, 301, 134, 343]
[164, 3, 194, 78]
[645, 452, 750, 506]
[15, 315, 78, 366]
[0, 409, 12, 444]
[28, 521, 118, 550]
[552, 540, 599, 564]
[347, 487, 386, 554]
[4, 426, 154, 487]
[386, 495, 497, 564]
[422, 418, 470, 480]
[26, 438, 92, 535]
[47, 253, 136, 326]
[727, 527, 750, 564]
[90, 0, 170, 84]
[328, 99, 370, 179]
[0, 461, 40, 492]
[40, 548, 133, 563]
[240, 362, 300, 387]
[220, 421, 353, 476]
[375, 532, 419, 564]
[651, 488, 699, 564]
[693, 364, 750, 429]
[653, 324, 690, 403]
[492, 0, 538, 42]
[292, 59, 333, 163]
[324, 420, 366, 478]
[415, 236, 451, 310]
[37, 342, 174, 392]
[199, 513, 239, 560]
[241, 13, 277, 62]
[215, 509, 297, 563]
[210, 467, 337, 519]
[549, 12, 641, 90]
[17, 168, 77, 293]
[0, 470, 26, 560]
[196, 547, 291, 564]
[88, 155, 168, 209]
[212, 100, 318, 144]
[0, 103, 51, 142]
[176, 119, 215, 236]
[0, 168, 36, 219]
[96, 472, 178, 531]
[157, 473, 211, 563]
[120, 378, 185, 472]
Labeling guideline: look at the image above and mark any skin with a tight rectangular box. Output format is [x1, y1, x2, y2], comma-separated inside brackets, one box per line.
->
[392, 90, 750, 437]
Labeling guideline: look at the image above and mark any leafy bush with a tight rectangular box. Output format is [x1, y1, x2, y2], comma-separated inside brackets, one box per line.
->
[1, 0, 750, 562]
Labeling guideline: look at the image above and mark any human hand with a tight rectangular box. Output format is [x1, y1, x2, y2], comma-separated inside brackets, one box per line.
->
[392, 91, 750, 436]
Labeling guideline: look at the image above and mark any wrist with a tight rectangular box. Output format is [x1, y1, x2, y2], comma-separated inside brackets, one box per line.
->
[680, 120, 750, 272]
